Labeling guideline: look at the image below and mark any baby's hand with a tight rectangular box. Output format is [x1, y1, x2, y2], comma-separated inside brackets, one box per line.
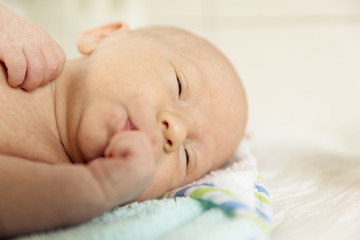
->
[0, 5, 66, 91]
[88, 131, 155, 207]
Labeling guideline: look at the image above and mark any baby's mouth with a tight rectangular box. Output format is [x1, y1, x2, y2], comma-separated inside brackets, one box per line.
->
[123, 118, 137, 131]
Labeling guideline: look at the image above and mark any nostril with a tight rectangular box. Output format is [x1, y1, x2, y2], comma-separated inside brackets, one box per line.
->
[162, 121, 169, 129]
[167, 139, 172, 146]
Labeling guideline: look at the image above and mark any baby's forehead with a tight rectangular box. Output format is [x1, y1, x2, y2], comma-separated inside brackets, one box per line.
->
[134, 25, 244, 102]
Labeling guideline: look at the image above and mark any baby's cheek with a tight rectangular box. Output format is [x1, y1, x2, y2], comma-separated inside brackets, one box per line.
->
[77, 116, 109, 162]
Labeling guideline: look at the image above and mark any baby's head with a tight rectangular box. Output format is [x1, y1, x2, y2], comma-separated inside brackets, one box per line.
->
[73, 23, 247, 200]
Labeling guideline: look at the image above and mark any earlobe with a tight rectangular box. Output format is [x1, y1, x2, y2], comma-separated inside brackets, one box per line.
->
[77, 22, 130, 55]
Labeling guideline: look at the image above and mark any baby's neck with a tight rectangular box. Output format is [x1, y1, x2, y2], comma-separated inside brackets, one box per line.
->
[52, 57, 88, 163]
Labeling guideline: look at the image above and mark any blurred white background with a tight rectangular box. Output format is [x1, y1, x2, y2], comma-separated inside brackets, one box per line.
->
[1, 0, 359, 150]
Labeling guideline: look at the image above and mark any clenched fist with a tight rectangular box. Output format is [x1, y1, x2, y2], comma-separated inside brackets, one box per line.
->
[0, 4, 66, 91]
[88, 131, 155, 206]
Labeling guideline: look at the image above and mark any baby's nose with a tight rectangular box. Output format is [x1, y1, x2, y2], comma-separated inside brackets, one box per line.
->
[157, 110, 187, 153]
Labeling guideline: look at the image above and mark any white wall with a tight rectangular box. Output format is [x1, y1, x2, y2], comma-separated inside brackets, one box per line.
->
[1, 0, 359, 148]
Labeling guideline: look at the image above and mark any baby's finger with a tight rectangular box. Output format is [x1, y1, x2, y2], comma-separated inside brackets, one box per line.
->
[104, 131, 151, 160]
[0, 48, 27, 87]
[20, 47, 45, 91]
[104, 133, 131, 159]
[52, 41, 66, 77]
[40, 43, 61, 86]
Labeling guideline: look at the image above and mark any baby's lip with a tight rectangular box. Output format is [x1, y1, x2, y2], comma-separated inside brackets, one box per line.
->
[123, 117, 137, 131]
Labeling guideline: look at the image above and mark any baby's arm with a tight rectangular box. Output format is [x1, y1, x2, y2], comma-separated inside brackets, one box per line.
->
[0, 132, 154, 238]
[0, 4, 65, 91]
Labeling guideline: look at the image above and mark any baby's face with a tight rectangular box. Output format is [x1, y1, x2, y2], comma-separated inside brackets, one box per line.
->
[76, 26, 247, 200]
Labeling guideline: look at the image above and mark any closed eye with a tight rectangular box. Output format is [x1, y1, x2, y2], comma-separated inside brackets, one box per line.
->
[177, 76, 182, 96]
[185, 148, 189, 166]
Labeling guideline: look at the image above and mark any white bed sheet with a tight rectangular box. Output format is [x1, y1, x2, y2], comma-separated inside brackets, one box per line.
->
[251, 127, 360, 240]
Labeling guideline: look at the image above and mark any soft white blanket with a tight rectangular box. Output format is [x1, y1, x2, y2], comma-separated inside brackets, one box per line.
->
[253, 127, 360, 240]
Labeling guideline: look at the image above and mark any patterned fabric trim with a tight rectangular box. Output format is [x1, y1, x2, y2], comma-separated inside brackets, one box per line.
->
[162, 176, 272, 235]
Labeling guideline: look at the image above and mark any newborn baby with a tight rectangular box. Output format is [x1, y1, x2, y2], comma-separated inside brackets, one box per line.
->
[0, 5, 247, 238]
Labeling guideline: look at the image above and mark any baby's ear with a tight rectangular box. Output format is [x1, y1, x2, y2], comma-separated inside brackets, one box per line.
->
[77, 22, 129, 55]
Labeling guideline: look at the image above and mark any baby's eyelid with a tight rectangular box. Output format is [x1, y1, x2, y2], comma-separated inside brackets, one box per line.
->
[177, 75, 182, 96]
[180, 70, 188, 94]
[184, 147, 189, 165]
[184, 144, 196, 174]
[174, 67, 188, 98]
